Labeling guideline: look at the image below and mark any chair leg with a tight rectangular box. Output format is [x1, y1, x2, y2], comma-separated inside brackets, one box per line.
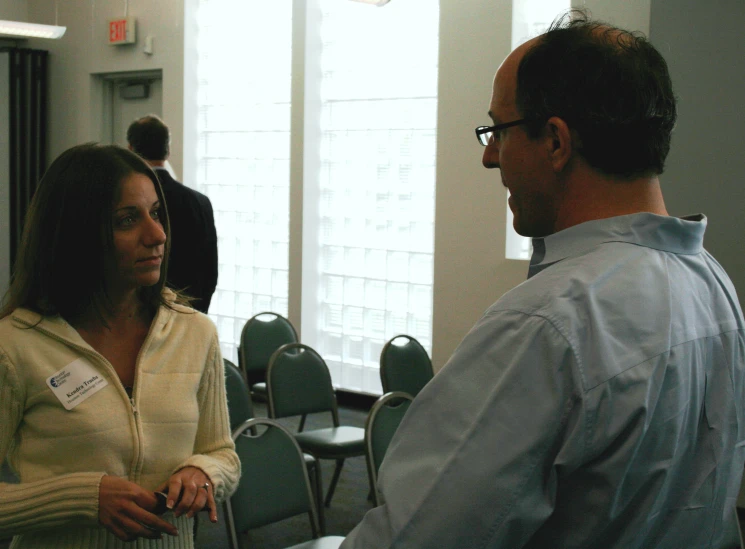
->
[299, 414, 307, 433]
[371, 487, 381, 507]
[238, 530, 250, 549]
[314, 461, 326, 535]
[324, 458, 345, 508]
[224, 501, 240, 549]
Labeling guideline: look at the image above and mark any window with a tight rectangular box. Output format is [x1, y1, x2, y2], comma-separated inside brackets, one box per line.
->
[302, 0, 439, 394]
[190, 0, 438, 394]
[192, 1, 293, 361]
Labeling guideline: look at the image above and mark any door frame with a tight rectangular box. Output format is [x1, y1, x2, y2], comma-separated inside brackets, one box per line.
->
[91, 69, 163, 145]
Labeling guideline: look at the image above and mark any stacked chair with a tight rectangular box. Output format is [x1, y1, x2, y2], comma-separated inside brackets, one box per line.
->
[223, 357, 324, 534]
[379, 334, 433, 397]
[226, 328, 429, 541]
[225, 418, 345, 549]
[223, 359, 254, 431]
[238, 312, 298, 401]
[266, 343, 368, 534]
[364, 391, 414, 507]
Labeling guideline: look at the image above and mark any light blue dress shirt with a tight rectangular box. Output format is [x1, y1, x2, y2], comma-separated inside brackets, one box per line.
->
[342, 213, 745, 549]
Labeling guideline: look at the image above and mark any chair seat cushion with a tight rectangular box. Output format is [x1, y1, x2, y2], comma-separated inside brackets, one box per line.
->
[287, 536, 346, 549]
[295, 426, 365, 458]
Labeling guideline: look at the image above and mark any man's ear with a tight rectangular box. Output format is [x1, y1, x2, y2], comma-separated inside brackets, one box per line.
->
[544, 116, 573, 172]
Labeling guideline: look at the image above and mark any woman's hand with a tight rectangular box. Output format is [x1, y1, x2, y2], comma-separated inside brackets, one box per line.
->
[98, 475, 179, 542]
[156, 466, 218, 523]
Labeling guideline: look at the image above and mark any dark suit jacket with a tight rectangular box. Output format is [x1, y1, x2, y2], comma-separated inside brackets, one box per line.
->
[154, 168, 218, 313]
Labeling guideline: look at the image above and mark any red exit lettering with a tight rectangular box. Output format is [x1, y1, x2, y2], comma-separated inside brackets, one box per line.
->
[109, 20, 126, 43]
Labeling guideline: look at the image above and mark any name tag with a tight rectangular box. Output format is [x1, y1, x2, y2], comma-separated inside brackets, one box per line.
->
[46, 359, 109, 410]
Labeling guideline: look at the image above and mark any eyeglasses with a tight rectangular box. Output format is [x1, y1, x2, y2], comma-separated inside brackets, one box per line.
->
[475, 119, 529, 146]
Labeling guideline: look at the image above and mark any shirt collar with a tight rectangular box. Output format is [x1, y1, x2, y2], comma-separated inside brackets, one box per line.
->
[527, 213, 707, 279]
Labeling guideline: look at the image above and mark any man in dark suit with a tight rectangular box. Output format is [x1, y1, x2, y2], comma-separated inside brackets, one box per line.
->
[127, 115, 218, 313]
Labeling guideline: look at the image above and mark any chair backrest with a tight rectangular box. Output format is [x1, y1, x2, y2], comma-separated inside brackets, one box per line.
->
[267, 343, 338, 423]
[224, 359, 254, 431]
[239, 312, 298, 375]
[365, 391, 414, 506]
[225, 418, 320, 546]
[379, 334, 433, 397]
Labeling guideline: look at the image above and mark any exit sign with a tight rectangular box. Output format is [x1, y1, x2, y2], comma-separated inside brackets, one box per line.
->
[108, 17, 136, 45]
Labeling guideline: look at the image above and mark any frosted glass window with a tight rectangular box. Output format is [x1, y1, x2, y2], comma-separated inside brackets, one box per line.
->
[302, 0, 439, 394]
[193, 0, 292, 362]
[506, 0, 570, 260]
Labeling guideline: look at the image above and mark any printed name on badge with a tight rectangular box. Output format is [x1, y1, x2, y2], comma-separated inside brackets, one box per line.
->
[46, 359, 109, 410]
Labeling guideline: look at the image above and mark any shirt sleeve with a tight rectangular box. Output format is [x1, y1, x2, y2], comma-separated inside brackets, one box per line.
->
[0, 347, 103, 538]
[341, 309, 586, 549]
[172, 330, 240, 502]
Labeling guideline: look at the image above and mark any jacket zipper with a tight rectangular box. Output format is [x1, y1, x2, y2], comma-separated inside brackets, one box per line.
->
[15, 315, 159, 484]
[129, 325, 156, 484]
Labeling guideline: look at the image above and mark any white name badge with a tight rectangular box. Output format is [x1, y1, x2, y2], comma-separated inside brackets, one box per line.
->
[46, 359, 109, 410]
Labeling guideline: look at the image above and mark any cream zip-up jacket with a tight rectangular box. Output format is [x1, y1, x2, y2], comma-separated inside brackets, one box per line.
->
[0, 295, 240, 548]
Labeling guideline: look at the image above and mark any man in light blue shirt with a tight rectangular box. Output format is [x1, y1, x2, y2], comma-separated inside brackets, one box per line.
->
[341, 11, 745, 549]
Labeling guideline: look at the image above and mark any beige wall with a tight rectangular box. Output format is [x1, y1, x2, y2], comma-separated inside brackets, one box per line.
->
[572, 0, 651, 34]
[649, 0, 745, 302]
[26, 0, 185, 176]
[0, 0, 27, 21]
[431, 0, 526, 371]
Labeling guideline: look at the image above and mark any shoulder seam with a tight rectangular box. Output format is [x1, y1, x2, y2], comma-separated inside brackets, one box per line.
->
[484, 307, 586, 389]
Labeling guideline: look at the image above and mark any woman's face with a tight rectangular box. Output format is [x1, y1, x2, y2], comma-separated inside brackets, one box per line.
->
[107, 172, 167, 294]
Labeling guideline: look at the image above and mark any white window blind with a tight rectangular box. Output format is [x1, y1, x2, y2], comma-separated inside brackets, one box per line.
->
[506, 0, 569, 260]
[302, 0, 439, 394]
[193, 0, 292, 362]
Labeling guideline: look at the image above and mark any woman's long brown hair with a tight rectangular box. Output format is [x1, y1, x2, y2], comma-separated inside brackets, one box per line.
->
[1, 143, 190, 324]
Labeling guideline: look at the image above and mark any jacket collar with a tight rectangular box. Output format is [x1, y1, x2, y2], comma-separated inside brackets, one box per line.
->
[11, 289, 179, 345]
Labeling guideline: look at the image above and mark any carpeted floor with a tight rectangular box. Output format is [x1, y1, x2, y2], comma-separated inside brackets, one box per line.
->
[0, 400, 373, 549]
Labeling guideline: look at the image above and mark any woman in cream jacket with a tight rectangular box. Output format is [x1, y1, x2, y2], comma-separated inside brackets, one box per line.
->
[0, 143, 240, 548]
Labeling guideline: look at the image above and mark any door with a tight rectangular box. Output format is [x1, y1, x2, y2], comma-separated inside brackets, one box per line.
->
[97, 70, 163, 149]
[111, 77, 163, 148]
